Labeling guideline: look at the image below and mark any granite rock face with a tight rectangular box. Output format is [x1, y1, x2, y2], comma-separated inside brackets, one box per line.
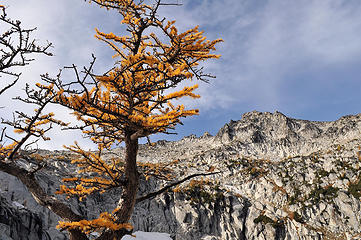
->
[1, 111, 361, 239]
[0, 195, 50, 240]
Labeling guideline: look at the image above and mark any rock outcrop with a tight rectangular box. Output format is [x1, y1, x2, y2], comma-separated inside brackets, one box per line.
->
[1, 111, 361, 239]
[0, 194, 49, 240]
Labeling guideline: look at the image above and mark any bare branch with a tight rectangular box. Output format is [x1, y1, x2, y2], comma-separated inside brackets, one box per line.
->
[136, 171, 221, 203]
[0, 6, 52, 95]
[0, 159, 89, 240]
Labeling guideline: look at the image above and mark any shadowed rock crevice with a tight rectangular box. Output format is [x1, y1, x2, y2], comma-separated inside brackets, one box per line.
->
[0, 195, 50, 240]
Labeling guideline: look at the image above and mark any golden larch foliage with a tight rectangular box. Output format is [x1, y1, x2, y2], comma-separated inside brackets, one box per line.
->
[41, 0, 223, 236]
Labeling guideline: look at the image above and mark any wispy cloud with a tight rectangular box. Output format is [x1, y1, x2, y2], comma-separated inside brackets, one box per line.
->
[176, 0, 361, 113]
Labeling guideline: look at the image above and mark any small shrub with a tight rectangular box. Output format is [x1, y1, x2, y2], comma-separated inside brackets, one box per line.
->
[308, 185, 339, 204]
[348, 179, 361, 199]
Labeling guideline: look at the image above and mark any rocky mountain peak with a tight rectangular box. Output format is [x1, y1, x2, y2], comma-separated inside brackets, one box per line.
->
[214, 111, 361, 160]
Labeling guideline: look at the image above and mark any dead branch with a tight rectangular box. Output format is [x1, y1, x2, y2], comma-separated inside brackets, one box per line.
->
[0, 6, 52, 95]
[136, 171, 221, 203]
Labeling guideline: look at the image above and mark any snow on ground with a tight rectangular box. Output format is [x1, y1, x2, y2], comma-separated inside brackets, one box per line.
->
[122, 231, 172, 240]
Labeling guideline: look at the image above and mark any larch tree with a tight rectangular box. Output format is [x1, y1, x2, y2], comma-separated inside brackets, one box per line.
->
[46, 0, 222, 238]
[0, 1, 222, 240]
[0, 5, 54, 159]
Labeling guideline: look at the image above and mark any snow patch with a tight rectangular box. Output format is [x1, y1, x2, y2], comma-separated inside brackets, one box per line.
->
[12, 201, 25, 209]
[122, 231, 172, 240]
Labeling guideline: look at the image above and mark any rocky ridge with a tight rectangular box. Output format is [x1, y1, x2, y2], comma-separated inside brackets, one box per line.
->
[1, 111, 361, 239]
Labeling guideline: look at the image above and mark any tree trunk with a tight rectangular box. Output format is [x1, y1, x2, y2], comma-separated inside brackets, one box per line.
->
[69, 229, 89, 240]
[97, 133, 139, 240]
[116, 134, 139, 222]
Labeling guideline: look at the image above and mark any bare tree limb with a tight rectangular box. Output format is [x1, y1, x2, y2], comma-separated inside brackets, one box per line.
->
[0, 6, 52, 95]
[0, 159, 89, 239]
[136, 171, 221, 203]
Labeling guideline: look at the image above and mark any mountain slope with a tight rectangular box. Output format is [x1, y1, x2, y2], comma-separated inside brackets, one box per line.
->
[1, 111, 361, 239]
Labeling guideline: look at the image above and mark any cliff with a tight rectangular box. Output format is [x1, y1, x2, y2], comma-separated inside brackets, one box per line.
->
[1, 111, 361, 239]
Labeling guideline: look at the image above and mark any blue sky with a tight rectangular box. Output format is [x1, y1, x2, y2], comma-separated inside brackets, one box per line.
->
[2, 0, 361, 149]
